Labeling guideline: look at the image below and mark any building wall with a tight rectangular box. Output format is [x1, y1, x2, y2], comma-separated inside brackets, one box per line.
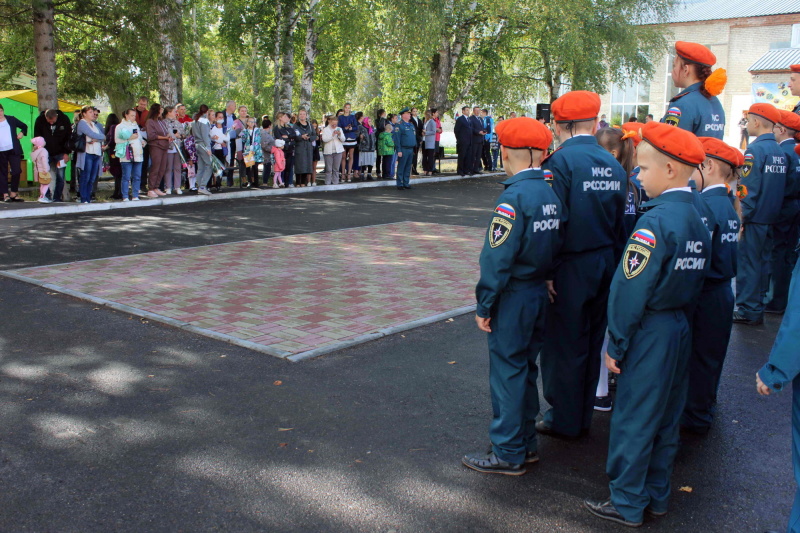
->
[600, 14, 800, 145]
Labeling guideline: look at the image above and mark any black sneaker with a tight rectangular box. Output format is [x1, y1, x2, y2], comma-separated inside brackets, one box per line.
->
[594, 396, 613, 412]
[764, 307, 785, 315]
[645, 506, 667, 517]
[733, 312, 763, 325]
[535, 420, 583, 439]
[584, 499, 642, 527]
[462, 451, 526, 476]
[525, 451, 540, 464]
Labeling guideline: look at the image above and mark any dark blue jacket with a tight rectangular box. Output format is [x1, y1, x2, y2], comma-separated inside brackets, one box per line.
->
[758, 258, 800, 392]
[702, 184, 739, 282]
[661, 82, 725, 139]
[542, 135, 627, 255]
[778, 139, 800, 221]
[741, 133, 787, 225]
[690, 179, 715, 236]
[0, 115, 28, 156]
[607, 190, 710, 360]
[338, 114, 358, 141]
[454, 115, 472, 145]
[475, 168, 563, 318]
[469, 114, 485, 141]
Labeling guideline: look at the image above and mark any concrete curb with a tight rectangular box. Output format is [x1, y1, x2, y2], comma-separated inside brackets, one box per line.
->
[0, 269, 476, 363]
[0, 172, 501, 220]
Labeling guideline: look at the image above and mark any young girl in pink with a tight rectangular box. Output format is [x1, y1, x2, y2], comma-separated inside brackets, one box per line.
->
[272, 139, 286, 188]
[31, 137, 51, 203]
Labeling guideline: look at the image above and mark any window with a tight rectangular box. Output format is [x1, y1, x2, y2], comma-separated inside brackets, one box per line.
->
[664, 51, 681, 107]
[610, 79, 651, 126]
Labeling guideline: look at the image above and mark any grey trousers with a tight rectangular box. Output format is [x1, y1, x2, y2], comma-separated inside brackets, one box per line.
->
[196, 153, 212, 189]
[324, 152, 343, 185]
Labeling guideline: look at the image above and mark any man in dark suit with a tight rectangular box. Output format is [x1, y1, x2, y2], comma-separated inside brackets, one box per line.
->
[454, 106, 472, 176]
[469, 106, 486, 174]
[410, 107, 424, 176]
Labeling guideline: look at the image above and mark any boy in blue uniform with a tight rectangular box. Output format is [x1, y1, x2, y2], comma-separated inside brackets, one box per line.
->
[584, 122, 710, 527]
[537, 91, 627, 438]
[661, 41, 728, 139]
[734, 103, 788, 325]
[463, 117, 563, 475]
[662, 42, 726, 140]
[758, 258, 800, 533]
[766, 110, 800, 314]
[682, 137, 743, 434]
[395, 107, 417, 190]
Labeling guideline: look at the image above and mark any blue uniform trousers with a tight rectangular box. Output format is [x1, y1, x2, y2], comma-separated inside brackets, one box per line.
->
[791, 377, 800, 533]
[541, 246, 616, 436]
[488, 280, 548, 464]
[396, 148, 413, 188]
[681, 280, 734, 430]
[608, 309, 691, 523]
[736, 222, 772, 321]
[768, 208, 800, 312]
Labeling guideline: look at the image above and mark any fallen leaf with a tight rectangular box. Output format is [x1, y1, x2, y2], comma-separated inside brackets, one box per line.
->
[401, 335, 406, 338]
[308, 450, 314, 453]
[278, 428, 294, 432]
[446, 318, 454, 323]
[147, 375, 155, 378]
[93, 307, 100, 311]
[448, 361, 457, 365]
[220, 355, 227, 358]
[354, 459, 362, 463]
[279, 443, 288, 447]
[679, 486, 693, 493]
[273, 380, 283, 386]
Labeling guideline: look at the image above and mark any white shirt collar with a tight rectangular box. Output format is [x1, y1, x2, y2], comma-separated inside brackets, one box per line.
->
[662, 187, 691, 194]
[703, 183, 727, 192]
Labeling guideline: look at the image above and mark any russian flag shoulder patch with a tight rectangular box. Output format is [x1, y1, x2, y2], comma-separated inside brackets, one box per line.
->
[631, 228, 657, 248]
[494, 203, 516, 220]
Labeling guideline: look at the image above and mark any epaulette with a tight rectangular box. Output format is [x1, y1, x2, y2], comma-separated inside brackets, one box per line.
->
[541, 145, 563, 165]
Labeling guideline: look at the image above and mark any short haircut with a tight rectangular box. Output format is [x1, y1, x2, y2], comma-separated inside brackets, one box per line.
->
[461, 106, 469, 112]
[226, 100, 235, 106]
[429, 108, 437, 114]
[138, 96, 148, 103]
[45, 109, 58, 119]
[482, 108, 489, 113]
[646, 114, 654, 119]
[344, 102, 352, 107]
[411, 107, 418, 112]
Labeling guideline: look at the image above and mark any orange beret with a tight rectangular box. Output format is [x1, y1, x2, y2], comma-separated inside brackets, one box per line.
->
[698, 137, 744, 167]
[675, 41, 716, 67]
[495, 117, 552, 151]
[621, 122, 642, 147]
[749, 103, 781, 125]
[552, 91, 601, 123]
[778, 110, 800, 131]
[791, 65, 800, 74]
[641, 122, 705, 166]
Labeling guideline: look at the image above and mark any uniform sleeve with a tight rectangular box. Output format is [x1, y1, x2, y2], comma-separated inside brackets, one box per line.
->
[739, 147, 760, 223]
[475, 197, 524, 318]
[543, 154, 570, 225]
[758, 261, 800, 392]
[607, 216, 665, 361]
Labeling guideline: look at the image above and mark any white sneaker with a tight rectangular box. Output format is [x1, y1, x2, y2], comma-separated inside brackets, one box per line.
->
[38, 197, 52, 203]
[288, 184, 295, 188]
[198, 188, 212, 196]
[165, 189, 172, 195]
[176, 189, 183, 195]
[132, 197, 140, 201]
[273, 184, 279, 189]
[122, 198, 130, 202]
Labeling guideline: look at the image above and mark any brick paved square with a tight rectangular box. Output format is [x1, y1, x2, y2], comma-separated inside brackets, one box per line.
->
[13, 222, 484, 359]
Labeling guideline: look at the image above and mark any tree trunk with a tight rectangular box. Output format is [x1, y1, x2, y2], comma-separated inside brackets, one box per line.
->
[272, 2, 285, 117]
[426, 0, 477, 115]
[32, 0, 58, 111]
[278, 7, 298, 113]
[299, 0, 320, 114]
[251, 35, 260, 113]
[155, 0, 182, 106]
[175, 49, 184, 103]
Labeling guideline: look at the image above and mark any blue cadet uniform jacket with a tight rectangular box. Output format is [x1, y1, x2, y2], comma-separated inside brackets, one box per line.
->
[690, 179, 714, 237]
[542, 135, 627, 255]
[607, 190, 711, 359]
[702, 184, 739, 281]
[759, 259, 800, 392]
[779, 139, 800, 213]
[662, 82, 725, 139]
[741, 133, 788, 225]
[476, 169, 563, 318]
[396, 120, 417, 149]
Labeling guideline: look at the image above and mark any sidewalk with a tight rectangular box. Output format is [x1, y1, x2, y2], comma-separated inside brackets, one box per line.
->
[0, 172, 503, 219]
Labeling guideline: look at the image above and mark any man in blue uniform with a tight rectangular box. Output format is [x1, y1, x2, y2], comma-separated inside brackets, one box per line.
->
[462, 117, 563, 475]
[585, 122, 710, 527]
[454, 106, 472, 176]
[758, 256, 800, 533]
[682, 137, 743, 434]
[766, 110, 800, 314]
[662, 42, 726, 140]
[734, 103, 787, 325]
[394, 107, 417, 190]
[469, 106, 487, 174]
[537, 91, 627, 439]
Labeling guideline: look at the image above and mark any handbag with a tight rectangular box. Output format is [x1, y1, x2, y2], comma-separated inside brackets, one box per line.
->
[243, 150, 255, 167]
[38, 171, 52, 184]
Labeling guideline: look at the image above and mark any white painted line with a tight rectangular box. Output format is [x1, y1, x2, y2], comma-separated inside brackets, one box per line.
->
[0, 173, 502, 220]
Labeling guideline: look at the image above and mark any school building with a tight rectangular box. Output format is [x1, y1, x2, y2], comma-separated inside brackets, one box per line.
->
[599, 0, 800, 146]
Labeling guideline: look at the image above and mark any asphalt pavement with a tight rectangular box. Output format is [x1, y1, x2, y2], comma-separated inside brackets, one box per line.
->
[0, 176, 793, 532]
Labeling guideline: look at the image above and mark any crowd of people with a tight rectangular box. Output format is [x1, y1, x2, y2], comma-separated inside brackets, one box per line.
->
[0, 99, 471, 204]
[466, 41, 800, 533]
